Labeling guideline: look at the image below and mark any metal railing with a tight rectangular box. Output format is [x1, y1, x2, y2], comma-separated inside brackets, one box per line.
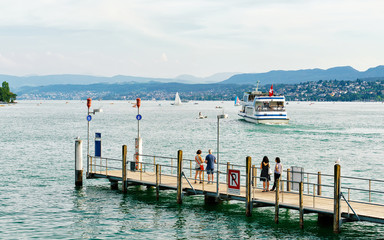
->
[88, 153, 384, 206]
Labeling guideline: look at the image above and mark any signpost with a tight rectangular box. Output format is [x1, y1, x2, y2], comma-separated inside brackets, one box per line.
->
[228, 169, 241, 195]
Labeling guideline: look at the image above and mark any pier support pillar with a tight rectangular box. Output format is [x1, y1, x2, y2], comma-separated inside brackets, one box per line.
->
[333, 164, 341, 233]
[299, 181, 304, 229]
[75, 139, 83, 187]
[246, 156, 252, 217]
[204, 195, 222, 205]
[318, 213, 333, 226]
[177, 150, 183, 204]
[275, 178, 280, 224]
[122, 145, 128, 193]
[110, 180, 118, 190]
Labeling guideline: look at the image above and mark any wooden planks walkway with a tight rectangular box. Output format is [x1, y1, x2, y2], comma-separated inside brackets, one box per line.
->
[89, 169, 384, 225]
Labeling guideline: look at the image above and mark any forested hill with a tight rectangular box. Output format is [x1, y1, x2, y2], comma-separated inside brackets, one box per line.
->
[17, 78, 384, 102]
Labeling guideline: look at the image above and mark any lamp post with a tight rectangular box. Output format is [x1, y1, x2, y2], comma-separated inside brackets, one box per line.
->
[86, 98, 103, 177]
[216, 113, 228, 197]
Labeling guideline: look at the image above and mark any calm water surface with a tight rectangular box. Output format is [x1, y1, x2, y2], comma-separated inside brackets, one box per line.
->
[1, 100, 384, 239]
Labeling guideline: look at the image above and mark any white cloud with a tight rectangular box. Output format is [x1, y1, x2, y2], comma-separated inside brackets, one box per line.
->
[0, 0, 383, 77]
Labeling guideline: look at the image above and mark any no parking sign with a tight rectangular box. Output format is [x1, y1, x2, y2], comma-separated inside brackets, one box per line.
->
[228, 169, 241, 195]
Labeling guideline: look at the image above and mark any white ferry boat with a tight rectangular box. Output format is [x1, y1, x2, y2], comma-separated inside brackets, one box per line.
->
[238, 84, 289, 124]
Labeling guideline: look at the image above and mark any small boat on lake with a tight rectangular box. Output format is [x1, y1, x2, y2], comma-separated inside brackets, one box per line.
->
[238, 83, 289, 124]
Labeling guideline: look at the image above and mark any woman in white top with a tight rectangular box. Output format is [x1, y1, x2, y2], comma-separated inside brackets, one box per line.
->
[271, 157, 283, 191]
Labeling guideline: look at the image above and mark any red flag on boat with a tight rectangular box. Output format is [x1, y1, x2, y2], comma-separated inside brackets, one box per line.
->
[269, 84, 274, 96]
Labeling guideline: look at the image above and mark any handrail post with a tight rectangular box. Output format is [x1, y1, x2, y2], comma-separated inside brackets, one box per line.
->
[275, 178, 280, 223]
[122, 145, 127, 193]
[299, 181, 304, 229]
[369, 179, 371, 202]
[156, 164, 160, 201]
[177, 150, 183, 204]
[317, 171, 322, 195]
[287, 168, 291, 192]
[246, 156, 252, 217]
[252, 165, 256, 187]
[226, 162, 230, 185]
[333, 163, 341, 233]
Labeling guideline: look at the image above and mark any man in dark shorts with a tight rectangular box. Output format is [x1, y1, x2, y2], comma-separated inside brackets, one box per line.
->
[205, 149, 216, 184]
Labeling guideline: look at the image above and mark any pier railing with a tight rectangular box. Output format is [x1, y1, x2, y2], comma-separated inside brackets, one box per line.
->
[88, 153, 384, 206]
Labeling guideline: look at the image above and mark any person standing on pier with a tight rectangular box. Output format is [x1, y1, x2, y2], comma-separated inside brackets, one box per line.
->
[260, 156, 271, 192]
[194, 150, 204, 184]
[270, 157, 282, 191]
[205, 149, 216, 184]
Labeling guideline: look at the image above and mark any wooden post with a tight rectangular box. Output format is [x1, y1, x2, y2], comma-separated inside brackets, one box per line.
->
[333, 164, 341, 233]
[227, 162, 230, 185]
[287, 168, 291, 192]
[156, 164, 160, 201]
[275, 178, 280, 223]
[246, 156, 252, 217]
[122, 145, 127, 193]
[177, 150, 183, 204]
[299, 181, 304, 229]
[75, 139, 83, 187]
[317, 171, 322, 195]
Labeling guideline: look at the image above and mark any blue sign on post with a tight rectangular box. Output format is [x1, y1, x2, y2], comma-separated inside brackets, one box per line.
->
[87, 115, 92, 121]
[136, 114, 142, 121]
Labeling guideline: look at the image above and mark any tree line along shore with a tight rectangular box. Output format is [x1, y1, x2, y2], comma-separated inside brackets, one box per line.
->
[14, 78, 384, 102]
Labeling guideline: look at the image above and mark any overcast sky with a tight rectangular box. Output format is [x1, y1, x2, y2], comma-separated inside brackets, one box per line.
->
[0, 0, 383, 78]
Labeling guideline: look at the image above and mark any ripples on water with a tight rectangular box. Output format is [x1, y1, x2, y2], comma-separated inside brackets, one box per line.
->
[1, 101, 384, 239]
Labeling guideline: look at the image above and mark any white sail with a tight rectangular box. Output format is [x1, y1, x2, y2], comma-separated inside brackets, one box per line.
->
[174, 92, 182, 105]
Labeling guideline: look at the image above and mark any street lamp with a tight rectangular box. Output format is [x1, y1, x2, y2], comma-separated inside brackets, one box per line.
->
[86, 98, 103, 177]
[217, 113, 228, 197]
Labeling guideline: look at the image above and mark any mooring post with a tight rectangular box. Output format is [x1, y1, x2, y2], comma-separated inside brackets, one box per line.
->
[75, 139, 83, 187]
[246, 156, 252, 217]
[156, 164, 160, 201]
[275, 178, 280, 224]
[122, 145, 127, 193]
[299, 181, 304, 229]
[287, 168, 291, 192]
[317, 171, 322, 195]
[177, 150, 183, 204]
[333, 163, 341, 233]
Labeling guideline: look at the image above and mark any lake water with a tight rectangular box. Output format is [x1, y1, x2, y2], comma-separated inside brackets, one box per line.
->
[1, 100, 384, 239]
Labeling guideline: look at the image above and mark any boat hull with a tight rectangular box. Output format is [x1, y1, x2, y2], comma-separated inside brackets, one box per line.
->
[238, 113, 289, 125]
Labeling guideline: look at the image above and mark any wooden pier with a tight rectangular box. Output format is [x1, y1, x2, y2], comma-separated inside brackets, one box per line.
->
[79, 145, 384, 233]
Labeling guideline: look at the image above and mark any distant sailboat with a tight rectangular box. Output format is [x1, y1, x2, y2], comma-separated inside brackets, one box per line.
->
[172, 92, 182, 105]
[234, 96, 240, 106]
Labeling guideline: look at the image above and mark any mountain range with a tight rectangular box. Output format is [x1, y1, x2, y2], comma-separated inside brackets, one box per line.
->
[221, 66, 384, 85]
[2, 66, 384, 91]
